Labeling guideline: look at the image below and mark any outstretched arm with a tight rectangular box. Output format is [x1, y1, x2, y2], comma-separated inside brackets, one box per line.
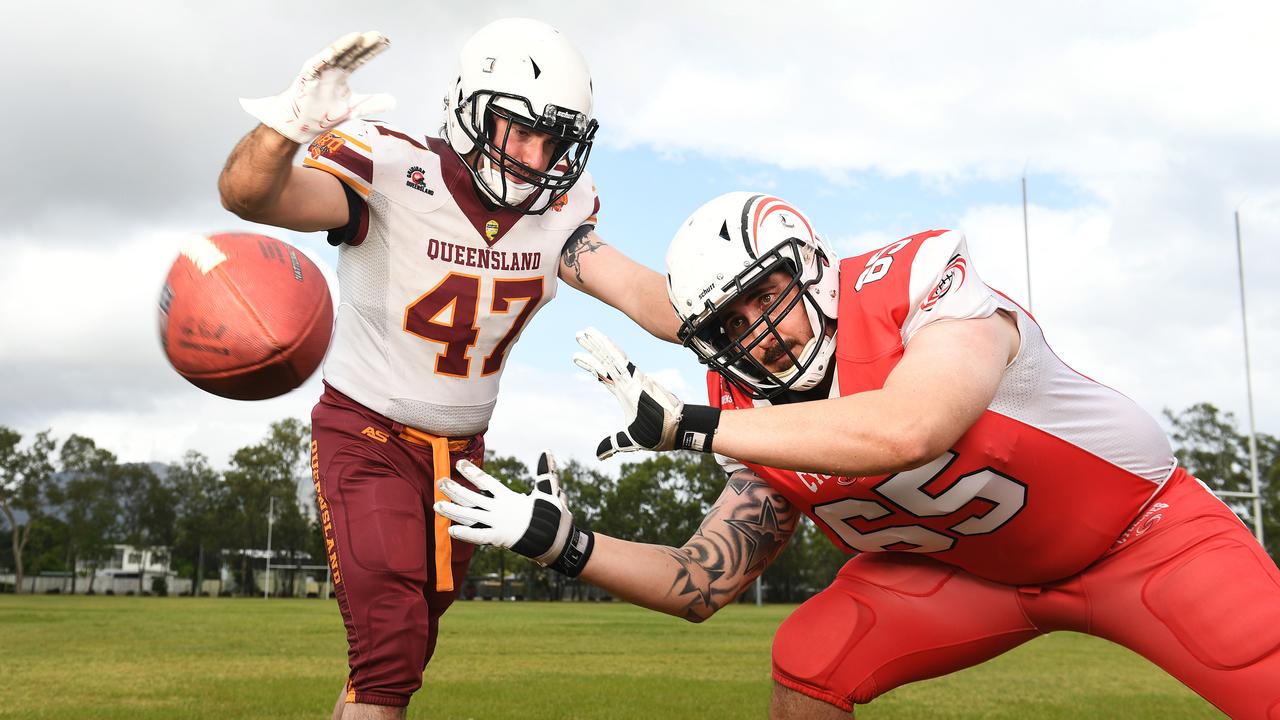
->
[218, 31, 394, 231]
[574, 311, 1020, 474]
[712, 311, 1017, 475]
[581, 470, 799, 622]
[218, 126, 348, 231]
[559, 228, 682, 343]
[436, 457, 798, 623]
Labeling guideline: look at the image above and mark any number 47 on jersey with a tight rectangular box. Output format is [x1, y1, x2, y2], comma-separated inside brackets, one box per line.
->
[404, 272, 543, 378]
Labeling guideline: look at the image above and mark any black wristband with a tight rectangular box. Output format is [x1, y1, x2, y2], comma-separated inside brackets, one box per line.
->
[675, 404, 721, 453]
[548, 526, 595, 578]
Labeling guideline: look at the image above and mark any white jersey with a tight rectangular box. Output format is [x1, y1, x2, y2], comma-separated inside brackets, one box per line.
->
[303, 121, 599, 435]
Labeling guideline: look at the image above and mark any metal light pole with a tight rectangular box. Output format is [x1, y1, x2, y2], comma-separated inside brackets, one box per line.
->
[1234, 211, 1264, 545]
[264, 496, 275, 599]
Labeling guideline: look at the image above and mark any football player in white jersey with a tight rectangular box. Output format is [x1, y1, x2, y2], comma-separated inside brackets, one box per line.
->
[437, 192, 1280, 718]
[218, 20, 679, 720]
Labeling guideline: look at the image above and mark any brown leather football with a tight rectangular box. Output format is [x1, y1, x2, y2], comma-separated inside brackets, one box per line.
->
[158, 232, 333, 400]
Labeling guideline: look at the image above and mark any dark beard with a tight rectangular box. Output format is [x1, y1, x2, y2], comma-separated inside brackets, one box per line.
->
[761, 341, 795, 367]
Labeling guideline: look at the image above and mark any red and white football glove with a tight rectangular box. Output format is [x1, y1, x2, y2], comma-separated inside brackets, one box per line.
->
[573, 327, 721, 460]
[240, 31, 396, 144]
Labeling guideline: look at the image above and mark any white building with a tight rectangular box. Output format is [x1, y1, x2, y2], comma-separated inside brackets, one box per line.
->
[0, 544, 190, 595]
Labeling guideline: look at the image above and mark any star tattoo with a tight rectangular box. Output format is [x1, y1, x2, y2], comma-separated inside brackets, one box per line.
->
[723, 498, 789, 576]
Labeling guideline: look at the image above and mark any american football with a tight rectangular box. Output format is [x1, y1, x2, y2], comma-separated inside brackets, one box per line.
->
[158, 232, 333, 400]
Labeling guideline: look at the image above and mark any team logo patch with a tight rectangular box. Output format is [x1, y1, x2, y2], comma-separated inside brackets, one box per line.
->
[550, 193, 569, 212]
[1115, 502, 1169, 546]
[308, 132, 345, 159]
[405, 165, 434, 195]
[485, 219, 500, 241]
[920, 254, 967, 311]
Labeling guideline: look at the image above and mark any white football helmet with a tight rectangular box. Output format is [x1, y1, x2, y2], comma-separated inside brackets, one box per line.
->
[443, 18, 597, 214]
[666, 192, 838, 399]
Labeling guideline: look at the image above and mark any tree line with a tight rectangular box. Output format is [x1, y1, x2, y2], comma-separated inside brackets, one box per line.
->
[1, 403, 1275, 599]
[0, 419, 317, 596]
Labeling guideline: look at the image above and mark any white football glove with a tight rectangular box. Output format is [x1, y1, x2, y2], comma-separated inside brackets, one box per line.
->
[573, 327, 721, 460]
[240, 31, 396, 144]
[435, 452, 594, 575]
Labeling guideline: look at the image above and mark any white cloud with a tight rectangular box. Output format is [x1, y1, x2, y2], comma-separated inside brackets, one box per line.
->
[587, 1, 1280, 190]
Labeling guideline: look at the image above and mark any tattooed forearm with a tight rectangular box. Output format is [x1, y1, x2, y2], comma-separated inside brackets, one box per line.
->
[561, 225, 606, 284]
[662, 471, 799, 622]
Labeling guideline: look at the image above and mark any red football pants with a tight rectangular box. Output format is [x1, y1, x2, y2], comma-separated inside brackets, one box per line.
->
[311, 385, 484, 707]
[773, 471, 1280, 717]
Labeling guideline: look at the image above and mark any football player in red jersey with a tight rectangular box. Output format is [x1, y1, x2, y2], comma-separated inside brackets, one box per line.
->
[218, 21, 679, 720]
[438, 192, 1280, 718]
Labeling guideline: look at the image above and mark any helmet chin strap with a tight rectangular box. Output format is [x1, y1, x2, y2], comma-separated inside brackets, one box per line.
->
[772, 334, 834, 391]
[790, 338, 835, 391]
[476, 154, 536, 205]
[772, 336, 816, 383]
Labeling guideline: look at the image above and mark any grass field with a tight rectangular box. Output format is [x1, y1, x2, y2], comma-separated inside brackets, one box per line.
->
[0, 596, 1220, 719]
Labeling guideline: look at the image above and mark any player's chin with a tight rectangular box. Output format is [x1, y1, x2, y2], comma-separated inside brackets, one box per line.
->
[753, 354, 796, 375]
[759, 343, 802, 370]
[503, 165, 542, 186]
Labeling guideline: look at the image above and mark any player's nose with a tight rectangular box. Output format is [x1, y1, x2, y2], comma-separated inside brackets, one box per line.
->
[515, 137, 553, 171]
[742, 312, 773, 345]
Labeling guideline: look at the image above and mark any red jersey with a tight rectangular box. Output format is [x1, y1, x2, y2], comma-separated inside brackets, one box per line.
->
[710, 230, 1179, 585]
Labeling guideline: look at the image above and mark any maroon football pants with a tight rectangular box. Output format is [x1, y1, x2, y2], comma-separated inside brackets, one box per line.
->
[311, 384, 484, 707]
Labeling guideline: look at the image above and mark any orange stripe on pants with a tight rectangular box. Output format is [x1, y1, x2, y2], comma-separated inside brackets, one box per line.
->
[428, 436, 453, 593]
[396, 426, 461, 593]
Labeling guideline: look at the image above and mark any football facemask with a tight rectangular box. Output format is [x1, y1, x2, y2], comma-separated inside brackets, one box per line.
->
[681, 239, 835, 400]
[457, 95, 597, 212]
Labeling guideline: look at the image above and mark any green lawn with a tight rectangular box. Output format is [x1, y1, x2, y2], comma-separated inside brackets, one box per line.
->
[0, 596, 1220, 719]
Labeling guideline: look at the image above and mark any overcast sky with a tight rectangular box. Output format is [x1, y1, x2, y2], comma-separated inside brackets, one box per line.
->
[1, 1, 1276, 474]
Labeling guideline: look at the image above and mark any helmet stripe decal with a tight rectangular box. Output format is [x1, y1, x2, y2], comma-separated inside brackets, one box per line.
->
[751, 196, 816, 256]
[740, 193, 765, 258]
